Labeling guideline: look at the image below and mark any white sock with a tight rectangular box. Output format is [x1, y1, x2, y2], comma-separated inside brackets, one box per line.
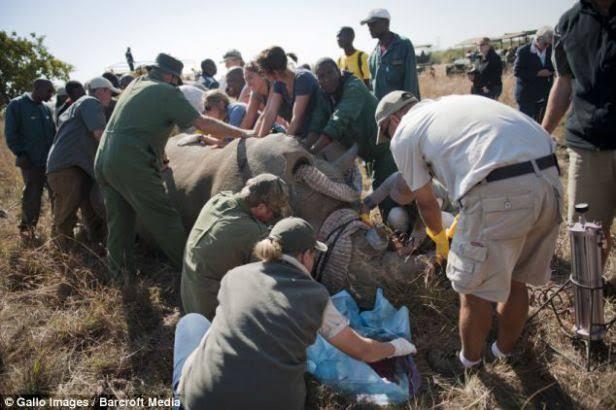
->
[491, 342, 510, 359]
[458, 350, 481, 368]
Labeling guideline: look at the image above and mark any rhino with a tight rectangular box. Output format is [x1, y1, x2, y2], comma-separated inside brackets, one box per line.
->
[162, 133, 428, 308]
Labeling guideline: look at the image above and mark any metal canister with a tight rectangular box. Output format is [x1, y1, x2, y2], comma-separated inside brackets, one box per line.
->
[568, 204, 606, 341]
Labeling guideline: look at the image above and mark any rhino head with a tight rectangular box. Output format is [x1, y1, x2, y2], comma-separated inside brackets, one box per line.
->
[164, 133, 428, 307]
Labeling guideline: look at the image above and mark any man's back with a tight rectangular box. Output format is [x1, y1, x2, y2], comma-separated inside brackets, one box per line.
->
[391, 95, 555, 201]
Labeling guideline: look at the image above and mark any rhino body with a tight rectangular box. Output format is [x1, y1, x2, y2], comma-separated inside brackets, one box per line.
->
[162, 134, 427, 307]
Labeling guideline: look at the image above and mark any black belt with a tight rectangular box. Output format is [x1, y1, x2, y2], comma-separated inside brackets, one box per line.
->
[485, 154, 559, 183]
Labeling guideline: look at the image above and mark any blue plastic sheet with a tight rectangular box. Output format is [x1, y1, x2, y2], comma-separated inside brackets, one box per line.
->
[306, 289, 421, 405]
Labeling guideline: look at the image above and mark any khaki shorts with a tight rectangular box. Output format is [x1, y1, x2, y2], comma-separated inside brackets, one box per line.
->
[447, 168, 563, 303]
[567, 147, 616, 229]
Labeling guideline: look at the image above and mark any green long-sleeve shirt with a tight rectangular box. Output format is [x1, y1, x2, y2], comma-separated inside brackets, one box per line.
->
[181, 192, 268, 317]
[4, 93, 56, 167]
[369, 33, 421, 101]
[308, 73, 389, 162]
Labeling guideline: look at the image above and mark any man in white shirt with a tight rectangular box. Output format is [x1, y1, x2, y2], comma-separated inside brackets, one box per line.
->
[374, 91, 563, 376]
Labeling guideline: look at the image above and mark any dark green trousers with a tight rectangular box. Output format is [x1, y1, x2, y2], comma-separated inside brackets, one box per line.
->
[97, 163, 186, 278]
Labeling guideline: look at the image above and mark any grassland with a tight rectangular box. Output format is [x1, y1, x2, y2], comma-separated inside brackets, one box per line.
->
[0, 70, 614, 409]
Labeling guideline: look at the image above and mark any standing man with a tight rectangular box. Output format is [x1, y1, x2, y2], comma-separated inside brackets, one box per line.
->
[182, 174, 290, 319]
[46, 77, 117, 244]
[198, 59, 219, 90]
[94, 53, 253, 280]
[218, 49, 244, 94]
[514, 27, 555, 122]
[336, 27, 371, 88]
[361, 8, 420, 100]
[543, 0, 615, 268]
[125, 47, 135, 72]
[470, 38, 503, 100]
[4, 79, 56, 238]
[308, 58, 397, 216]
[375, 91, 562, 376]
[55, 81, 86, 124]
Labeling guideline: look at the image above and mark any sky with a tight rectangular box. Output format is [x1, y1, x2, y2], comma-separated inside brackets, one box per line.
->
[1, 0, 573, 82]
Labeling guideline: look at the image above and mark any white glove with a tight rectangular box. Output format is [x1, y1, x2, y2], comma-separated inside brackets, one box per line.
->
[388, 338, 417, 357]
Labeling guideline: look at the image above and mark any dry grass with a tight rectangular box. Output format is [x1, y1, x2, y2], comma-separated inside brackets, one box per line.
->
[1, 71, 615, 409]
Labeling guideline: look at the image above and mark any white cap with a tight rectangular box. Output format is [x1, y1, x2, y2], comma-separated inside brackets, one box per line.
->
[87, 77, 121, 94]
[360, 8, 391, 25]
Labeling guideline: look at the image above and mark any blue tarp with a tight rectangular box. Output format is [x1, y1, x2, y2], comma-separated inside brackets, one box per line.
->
[306, 289, 421, 405]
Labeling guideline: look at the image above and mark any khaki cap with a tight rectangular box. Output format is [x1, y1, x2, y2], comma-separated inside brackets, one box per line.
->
[375, 91, 418, 145]
[269, 217, 328, 254]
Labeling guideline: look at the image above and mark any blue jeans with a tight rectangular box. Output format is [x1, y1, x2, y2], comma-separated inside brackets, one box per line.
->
[173, 313, 211, 396]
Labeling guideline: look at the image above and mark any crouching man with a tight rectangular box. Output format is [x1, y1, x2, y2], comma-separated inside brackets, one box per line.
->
[375, 91, 562, 376]
[181, 174, 291, 320]
[174, 217, 416, 409]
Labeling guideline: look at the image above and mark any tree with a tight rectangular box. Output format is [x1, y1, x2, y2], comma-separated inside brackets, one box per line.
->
[0, 31, 73, 108]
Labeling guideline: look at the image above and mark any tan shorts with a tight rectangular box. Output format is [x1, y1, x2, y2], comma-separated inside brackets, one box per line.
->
[447, 168, 563, 303]
[567, 147, 616, 230]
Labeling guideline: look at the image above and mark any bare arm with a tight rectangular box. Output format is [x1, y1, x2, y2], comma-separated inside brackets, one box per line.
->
[240, 91, 261, 130]
[193, 115, 251, 139]
[414, 182, 443, 234]
[257, 93, 282, 137]
[327, 327, 394, 363]
[286, 94, 311, 136]
[541, 75, 572, 134]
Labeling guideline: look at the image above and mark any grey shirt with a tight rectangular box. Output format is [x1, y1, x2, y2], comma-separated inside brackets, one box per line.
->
[46, 96, 106, 177]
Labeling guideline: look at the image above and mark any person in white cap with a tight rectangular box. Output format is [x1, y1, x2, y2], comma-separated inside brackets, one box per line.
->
[46, 76, 119, 244]
[360, 8, 420, 101]
[374, 90, 563, 378]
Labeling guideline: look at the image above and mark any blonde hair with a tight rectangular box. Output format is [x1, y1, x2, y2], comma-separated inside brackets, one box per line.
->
[254, 238, 283, 262]
[204, 89, 230, 108]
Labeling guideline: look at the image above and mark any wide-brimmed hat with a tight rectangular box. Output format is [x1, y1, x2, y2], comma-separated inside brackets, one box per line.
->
[149, 53, 184, 78]
[375, 91, 418, 144]
[269, 217, 328, 254]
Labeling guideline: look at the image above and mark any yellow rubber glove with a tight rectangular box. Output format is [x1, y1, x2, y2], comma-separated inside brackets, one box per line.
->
[426, 227, 449, 263]
[446, 214, 460, 240]
[360, 213, 373, 227]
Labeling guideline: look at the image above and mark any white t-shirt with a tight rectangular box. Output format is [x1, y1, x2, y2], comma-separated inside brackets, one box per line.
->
[390, 95, 556, 202]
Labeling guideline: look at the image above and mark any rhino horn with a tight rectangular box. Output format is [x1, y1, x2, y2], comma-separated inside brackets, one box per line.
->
[294, 164, 360, 203]
[332, 143, 359, 174]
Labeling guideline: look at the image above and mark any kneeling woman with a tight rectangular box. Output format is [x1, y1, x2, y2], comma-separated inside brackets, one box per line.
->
[173, 217, 415, 410]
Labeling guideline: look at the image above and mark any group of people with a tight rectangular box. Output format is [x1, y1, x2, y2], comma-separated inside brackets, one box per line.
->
[4, 1, 615, 408]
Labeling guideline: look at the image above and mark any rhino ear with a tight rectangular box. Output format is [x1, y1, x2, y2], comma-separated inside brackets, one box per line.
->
[332, 143, 358, 174]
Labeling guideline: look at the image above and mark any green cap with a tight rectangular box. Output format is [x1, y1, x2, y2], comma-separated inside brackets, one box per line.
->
[375, 91, 418, 145]
[149, 53, 184, 78]
[244, 173, 291, 218]
[269, 217, 328, 254]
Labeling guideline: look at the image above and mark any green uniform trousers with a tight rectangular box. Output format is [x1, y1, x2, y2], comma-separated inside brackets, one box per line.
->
[98, 164, 186, 278]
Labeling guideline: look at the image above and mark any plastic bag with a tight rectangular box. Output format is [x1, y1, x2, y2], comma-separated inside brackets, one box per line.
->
[306, 289, 421, 405]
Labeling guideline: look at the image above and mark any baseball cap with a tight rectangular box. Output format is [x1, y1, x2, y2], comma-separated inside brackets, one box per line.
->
[87, 77, 121, 94]
[375, 91, 418, 145]
[360, 8, 391, 25]
[269, 217, 328, 254]
[221, 49, 243, 62]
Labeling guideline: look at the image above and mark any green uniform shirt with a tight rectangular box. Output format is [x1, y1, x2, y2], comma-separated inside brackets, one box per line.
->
[181, 192, 268, 318]
[94, 71, 200, 178]
[180, 258, 329, 410]
[309, 73, 390, 162]
[4, 93, 56, 167]
[368, 33, 421, 101]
